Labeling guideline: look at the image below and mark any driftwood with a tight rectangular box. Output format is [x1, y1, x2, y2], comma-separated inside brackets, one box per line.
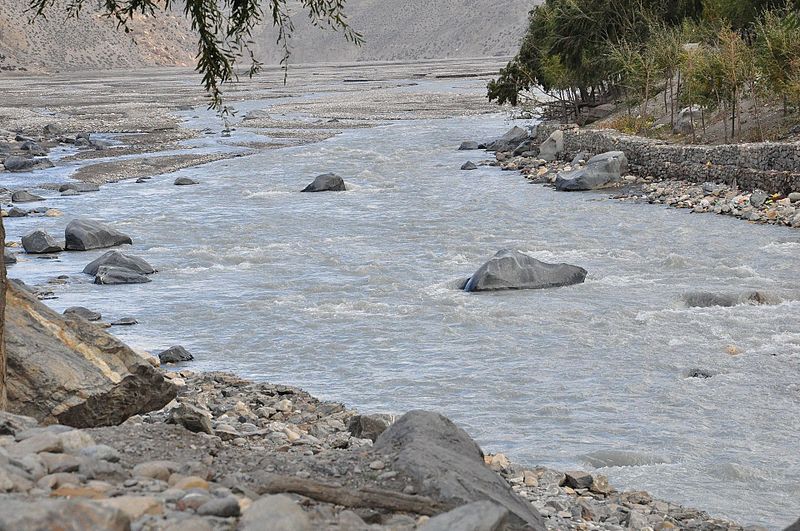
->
[256, 474, 452, 516]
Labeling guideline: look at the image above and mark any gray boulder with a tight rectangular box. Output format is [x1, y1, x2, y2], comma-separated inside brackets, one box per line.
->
[12, 190, 45, 203]
[512, 138, 536, 157]
[554, 151, 628, 191]
[7, 207, 28, 217]
[65, 218, 132, 251]
[5, 283, 177, 426]
[2, 156, 35, 172]
[94, 265, 151, 285]
[61, 189, 80, 197]
[538, 130, 564, 162]
[750, 191, 769, 208]
[0, 499, 130, 531]
[168, 403, 213, 434]
[486, 126, 529, 153]
[111, 317, 138, 326]
[240, 495, 312, 531]
[419, 500, 510, 531]
[58, 183, 100, 193]
[83, 250, 155, 276]
[462, 249, 587, 292]
[374, 411, 545, 530]
[22, 229, 63, 254]
[301, 173, 346, 192]
[461, 161, 478, 171]
[20, 141, 46, 156]
[158, 345, 194, 364]
[682, 291, 780, 308]
[570, 152, 592, 166]
[174, 177, 198, 186]
[458, 141, 480, 151]
[4, 249, 17, 265]
[582, 103, 615, 124]
[674, 106, 702, 135]
[348, 413, 395, 442]
[64, 307, 102, 322]
[43, 124, 62, 137]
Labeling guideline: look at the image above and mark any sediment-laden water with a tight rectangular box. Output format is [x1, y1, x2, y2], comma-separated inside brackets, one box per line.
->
[5, 97, 800, 528]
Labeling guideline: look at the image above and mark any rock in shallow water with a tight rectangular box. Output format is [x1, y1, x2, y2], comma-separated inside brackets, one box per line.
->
[301, 173, 346, 192]
[83, 250, 155, 276]
[461, 161, 478, 171]
[12, 190, 45, 203]
[65, 218, 132, 251]
[682, 291, 780, 308]
[174, 177, 198, 186]
[63, 306, 102, 322]
[458, 141, 480, 150]
[22, 229, 63, 254]
[461, 249, 587, 292]
[158, 345, 194, 364]
[94, 266, 151, 285]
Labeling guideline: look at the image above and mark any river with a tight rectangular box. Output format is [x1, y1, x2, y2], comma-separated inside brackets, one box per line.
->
[4, 79, 799, 529]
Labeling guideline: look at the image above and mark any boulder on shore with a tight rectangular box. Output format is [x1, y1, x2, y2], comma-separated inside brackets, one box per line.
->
[538, 130, 564, 162]
[458, 141, 480, 151]
[301, 173, 347, 192]
[83, 250, 155, 276]
[373, 410, 545, 530]
[554, 151, 628, 191]
[21, 229, 63, 254]
[94, 265, 152, 285]
[461, 249, 587, 292]
[418, 500, 509, 531]
[65, 218, 132, 251]
[485, 126, 529, 153]
[5, 283, 177, 426]
[2, 155, 35, 172]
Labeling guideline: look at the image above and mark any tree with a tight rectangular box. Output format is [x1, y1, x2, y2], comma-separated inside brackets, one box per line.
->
[28, 0, 363, 110]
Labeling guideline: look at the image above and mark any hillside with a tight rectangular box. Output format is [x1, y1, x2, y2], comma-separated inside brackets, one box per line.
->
[0, 0, 534, 73]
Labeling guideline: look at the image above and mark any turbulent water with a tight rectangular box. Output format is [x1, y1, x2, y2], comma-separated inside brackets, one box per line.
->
[5, 95, 800, 529]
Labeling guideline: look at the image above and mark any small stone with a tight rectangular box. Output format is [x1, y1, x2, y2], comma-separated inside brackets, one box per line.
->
[172, 476, 209, 491]
[58, 430, 95, 453]
[111, 317, 138, 326]
[79, 445, 120, 463]
[368, 460, 385, 470]
[98, 495, 163, 519]
[788, 192, 800, 203]
[461, 161, 478, 171]
[168, 404, 213, 434]
[275, 399, 293, 413]
[197, 495, 241, 517]
[590, 474, 611, 494]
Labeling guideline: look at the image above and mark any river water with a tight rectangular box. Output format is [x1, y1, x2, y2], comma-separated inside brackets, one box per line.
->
[4, 85, 800, 529]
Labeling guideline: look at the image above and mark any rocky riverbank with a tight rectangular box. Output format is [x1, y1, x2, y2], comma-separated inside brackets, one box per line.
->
[0, 370, 766, 531]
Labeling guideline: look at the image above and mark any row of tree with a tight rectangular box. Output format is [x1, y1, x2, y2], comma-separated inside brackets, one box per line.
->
[488, 0, 800, 142]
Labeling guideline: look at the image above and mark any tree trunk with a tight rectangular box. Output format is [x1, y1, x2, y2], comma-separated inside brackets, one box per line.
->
[0, 215, 6, 410]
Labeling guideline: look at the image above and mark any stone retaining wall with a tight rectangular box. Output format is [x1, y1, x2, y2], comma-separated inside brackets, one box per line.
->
[533, 124, 800, 194]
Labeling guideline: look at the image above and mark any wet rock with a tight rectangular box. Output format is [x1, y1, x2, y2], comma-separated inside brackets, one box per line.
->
[682, 291, 780, 308]
[83, 250, 155, 276]
[240, 494, 312, 531]
[485, 126, 529, 153]
[538, 130, 564, 162]
[458, 141, 480, 150]
[12, 190, 45, 203]
[348, 414, 394, 442]
[63, 306, 102, 322]
[0, 499, 130, 531]
[301, 173, 347, 192]
[111, 317, 138, 326]
[22, 229, 63, 254]
[65, 218, 132, 251]
[2, 155, 35, 172]
[554, 151, 628, 191]
[61, 189, 80, 197]
[174, 177, 198, 186]
[6, 207, 28, 217]
[461, 161, 478, 171]
[418, 500, 509, 531]
[374, 410, 545, 530]
[462, 249, 587, 292]
[197, 495, 241, 517]
[4, 249, 17, 265]
[168, 403, 213, 434]
[94, 266, 152, 285]
[20, 141, 46, 156]
[59, 183, 100, 193]
[5, 283, 177, 426]
[158, 345, 194, 364]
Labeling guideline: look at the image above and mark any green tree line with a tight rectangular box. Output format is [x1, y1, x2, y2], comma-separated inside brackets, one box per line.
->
[489, 0, 800, 142]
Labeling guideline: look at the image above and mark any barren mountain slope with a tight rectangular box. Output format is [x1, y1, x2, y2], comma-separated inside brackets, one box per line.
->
[0, 0, 534, 72]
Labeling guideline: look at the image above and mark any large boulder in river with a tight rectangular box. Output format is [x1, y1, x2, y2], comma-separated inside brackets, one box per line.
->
[301, 173, 346, 192]
[554, 151, 628, 192]
[458, 141, 480, 151]
[21, 229, 63, 254]
[65, 218, 132, 251]
[462, 249, 587, 292]
[538, 130, 564, 162]
[11, 190, 44, 203]
[2, 156, 35, 172]
[83, 250, 155, 276]
[374, 411, 545, 530]
[5, 283, 176, 426]
[485, 126, 529, 153]
[58, 183, 100, 193]
[94, 266, 152, 285]
[682, 291, 780, 308]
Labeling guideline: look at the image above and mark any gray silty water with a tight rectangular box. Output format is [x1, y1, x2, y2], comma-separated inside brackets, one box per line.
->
[5, 114, 800, 528]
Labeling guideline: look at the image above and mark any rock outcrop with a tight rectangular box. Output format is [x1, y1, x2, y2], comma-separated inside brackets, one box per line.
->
[65, 218, 133, 251]
[373, 410, 545, 530]
[461, 250, 587, 292]
[5, 283, 176, 427]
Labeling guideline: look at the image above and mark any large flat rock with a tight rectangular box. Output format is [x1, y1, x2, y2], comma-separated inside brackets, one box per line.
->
[5, 284, 176, 427]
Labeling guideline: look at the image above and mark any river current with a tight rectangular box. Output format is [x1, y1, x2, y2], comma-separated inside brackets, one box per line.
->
[5, 87, 800, 528]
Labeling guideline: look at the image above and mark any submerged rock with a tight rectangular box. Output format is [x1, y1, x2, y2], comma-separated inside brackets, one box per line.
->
[3, 156, 35, 172]
[374, 410, 545, 530]
[461, 161, 478, 171]
[174, 177, 198, 186]
[94, 266, 151, 285]
[65, 218, 132, 251]
[22, 229, 63, 254]
[301, 173, 346, 192]
[83, 250, 155, 276]
[63, 306, 102, 322]
[462, 249, 587, 292]
[59, 183, 100, 193]
[555, 151, 628, 191]
[5, 283, 176, 426]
